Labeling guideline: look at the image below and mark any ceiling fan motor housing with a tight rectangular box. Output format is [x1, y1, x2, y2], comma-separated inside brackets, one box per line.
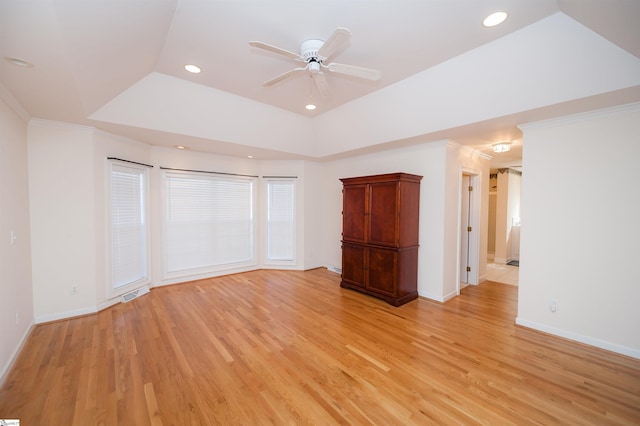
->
[300, 39, 324, 62]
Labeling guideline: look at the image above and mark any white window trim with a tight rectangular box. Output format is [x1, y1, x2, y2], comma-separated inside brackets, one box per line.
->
[161, 169, 258, 280]
[264, 178, 296, 266]
[106, 159, 151, 299]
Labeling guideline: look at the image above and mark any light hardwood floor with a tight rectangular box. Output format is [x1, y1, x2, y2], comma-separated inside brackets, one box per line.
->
[1, 269, 639, 425]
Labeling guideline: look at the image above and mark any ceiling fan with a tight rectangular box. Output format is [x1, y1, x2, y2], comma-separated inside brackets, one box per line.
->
[249, 28, 382, 98]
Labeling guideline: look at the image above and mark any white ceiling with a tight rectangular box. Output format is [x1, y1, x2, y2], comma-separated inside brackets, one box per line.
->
[1, 0, 639, 168]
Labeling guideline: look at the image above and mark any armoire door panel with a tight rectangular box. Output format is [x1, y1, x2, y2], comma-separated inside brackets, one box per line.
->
[368, 181, 399, 247]
[366, 247, 397, 296]
[342, 184, 368, 243]
[341, 243, 366, 288]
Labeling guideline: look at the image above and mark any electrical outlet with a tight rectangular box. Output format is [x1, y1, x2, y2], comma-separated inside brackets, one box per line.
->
[71, 286, 78, 295]
[549, 298, 558, 313]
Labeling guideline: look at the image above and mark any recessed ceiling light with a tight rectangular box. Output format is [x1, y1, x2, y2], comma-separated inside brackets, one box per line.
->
[305, 104, 316, 110]
[483, 11, 508, 27]
[492, 142, 511, 153]
[176, 145, 188, 150]
[184, 64, 201, 74]
[247, 155, 254, 159]
[5, 56, 34, 68]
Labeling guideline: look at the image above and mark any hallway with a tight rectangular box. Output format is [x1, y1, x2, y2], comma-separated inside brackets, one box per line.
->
[486, 261, 519, 285]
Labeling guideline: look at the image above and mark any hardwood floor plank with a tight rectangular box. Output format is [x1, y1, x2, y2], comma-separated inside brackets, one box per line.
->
[1, 269, 639, 424]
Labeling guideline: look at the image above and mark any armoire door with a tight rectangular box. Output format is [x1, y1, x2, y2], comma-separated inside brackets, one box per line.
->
[368, 181, 398, 247]
[341, 243, 366, 289]
[342, 184, 368, 243]
[366, 246, 397, 296]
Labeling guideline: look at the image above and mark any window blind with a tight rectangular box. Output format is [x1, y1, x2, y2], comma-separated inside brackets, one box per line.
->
[110, 162, 148, 290]
[164, 171, 256, 275]
[266, 179, 295, 262]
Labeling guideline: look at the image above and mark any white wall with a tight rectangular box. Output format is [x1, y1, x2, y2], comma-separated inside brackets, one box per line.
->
[25, 126, 321, 322]
[301, 161, 326, 270]
[28, 120, 98, 322]
[28, 122, 151, 319]
[322, 140, 490, 302]
[0, 92, 34, 382]
[322, 141, 446, 300]
[517, 102, 640, 358]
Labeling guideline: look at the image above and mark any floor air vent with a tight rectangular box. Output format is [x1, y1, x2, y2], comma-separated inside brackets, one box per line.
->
[327, 266, 342, 274]
[121, 286, 150, 303]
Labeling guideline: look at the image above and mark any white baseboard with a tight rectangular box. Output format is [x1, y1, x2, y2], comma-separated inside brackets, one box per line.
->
[97, 297, 121, 312]
[442, 289, 458, 302]
[1, 320, 35, 387]
[35, 306, 97, 324]
[516, 317, 640, 360]
[418, 290, 446, 303]
[262, 264, 304, 271]
[157, 265, 259, 287]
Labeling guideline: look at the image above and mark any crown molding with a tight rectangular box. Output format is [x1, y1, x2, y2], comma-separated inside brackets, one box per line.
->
[519, 101, 640, 131]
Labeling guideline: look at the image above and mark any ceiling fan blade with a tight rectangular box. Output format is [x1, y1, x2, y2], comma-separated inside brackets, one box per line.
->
[249, 41, 303, 62]
[327, 62, 382, 81]
[317, 28, 351, 60]
[313, 72, 330, 99]
[262, 67, 308, 87]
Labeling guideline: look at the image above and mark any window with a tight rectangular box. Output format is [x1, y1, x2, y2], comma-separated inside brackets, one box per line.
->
[163, 170, 257, 276]
[266, 179, 295, 262]
[109, 161, 149, 295]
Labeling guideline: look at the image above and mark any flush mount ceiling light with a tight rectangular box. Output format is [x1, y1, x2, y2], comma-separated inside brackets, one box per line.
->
[5, 56, 34, 68]
[305, 104, 316, 110]
[492, 142, 512, 153]
[483, 11, 508, 27]
[184, 64, 201, 73]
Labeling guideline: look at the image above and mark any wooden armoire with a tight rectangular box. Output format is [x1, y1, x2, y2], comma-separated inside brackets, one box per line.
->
[340, 173, 422, 306]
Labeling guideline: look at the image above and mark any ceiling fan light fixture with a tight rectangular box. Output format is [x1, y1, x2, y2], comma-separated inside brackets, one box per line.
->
[184, 64, 201, 73]
[492, 142, 511, 153]
[483, 11, 508, 27]
[250, 27, 381, 98]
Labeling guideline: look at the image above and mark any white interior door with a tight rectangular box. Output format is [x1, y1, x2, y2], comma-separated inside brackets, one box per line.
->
[460, 174, 471, 286]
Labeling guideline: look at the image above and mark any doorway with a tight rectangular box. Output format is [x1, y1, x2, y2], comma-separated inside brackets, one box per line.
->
[457, 170, 480, 295]
[486, 168, 521, 285]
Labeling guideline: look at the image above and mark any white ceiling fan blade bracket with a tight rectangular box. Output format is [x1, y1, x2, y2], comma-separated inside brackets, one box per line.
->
[327, 63, 382, 81]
